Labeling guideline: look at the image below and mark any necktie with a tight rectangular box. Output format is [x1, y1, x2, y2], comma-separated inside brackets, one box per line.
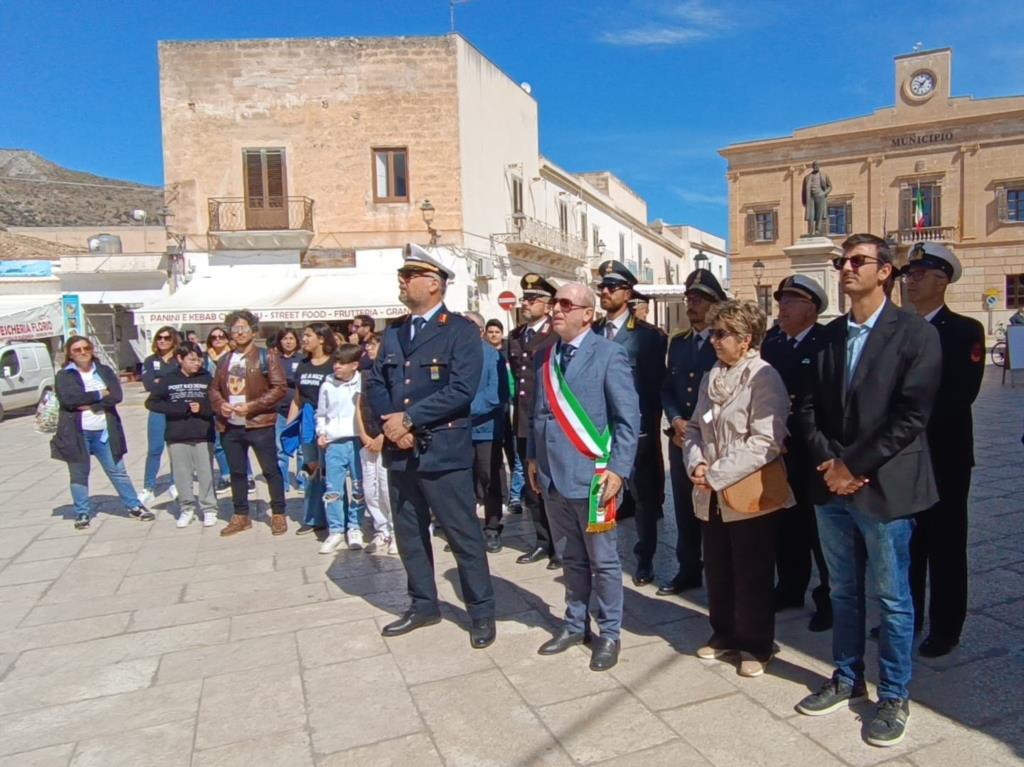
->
[411, 316, 425, 341]
[524, 327, 535, 345]
[559, 343, 576, 374]
[788, 336, 799, 349]
[606, 323, 617, 340]
[846, 324, 867, 386]
[695, 333, 704, 351]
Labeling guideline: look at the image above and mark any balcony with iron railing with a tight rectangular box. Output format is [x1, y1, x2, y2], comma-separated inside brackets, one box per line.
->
[495, 214, 587, 267]
[207, 197, 315, 251]
[885, 225, 958, 245]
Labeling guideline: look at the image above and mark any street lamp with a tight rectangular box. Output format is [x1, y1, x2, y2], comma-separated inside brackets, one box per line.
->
[597, 239, 606, 257]
[753, 259, 766, 286]
[420, 199, 439, 246]
[694, 250, 709, 271]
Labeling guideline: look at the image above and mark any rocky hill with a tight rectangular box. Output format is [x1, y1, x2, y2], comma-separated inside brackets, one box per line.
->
[0, 150, 163, 227]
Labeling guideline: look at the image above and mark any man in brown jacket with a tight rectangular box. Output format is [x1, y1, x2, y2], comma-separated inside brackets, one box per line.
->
[209, 309, 288, 536]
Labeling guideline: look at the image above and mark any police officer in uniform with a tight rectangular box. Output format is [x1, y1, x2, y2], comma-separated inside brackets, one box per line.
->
[901, 242, 985, 657]
[628, 291, 653, 324]
[507, 273, 561, 568]
[365, 244, 497, 648]
[659, 268, 726, 595]
[760, 275, 832, 631]
[592, 261, 667, 586]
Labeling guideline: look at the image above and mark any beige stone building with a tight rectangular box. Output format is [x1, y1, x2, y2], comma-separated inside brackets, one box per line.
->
[721, 48, 1024, 329]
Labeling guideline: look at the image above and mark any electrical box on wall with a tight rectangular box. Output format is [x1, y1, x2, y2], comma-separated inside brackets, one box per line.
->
[475, 258, 495, 280]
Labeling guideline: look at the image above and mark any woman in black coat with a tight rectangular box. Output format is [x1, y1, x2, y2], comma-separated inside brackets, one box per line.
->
[51, 336, 150, 529]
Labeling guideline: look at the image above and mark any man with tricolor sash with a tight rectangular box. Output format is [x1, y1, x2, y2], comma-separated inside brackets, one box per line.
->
[527, 282, 639, 671]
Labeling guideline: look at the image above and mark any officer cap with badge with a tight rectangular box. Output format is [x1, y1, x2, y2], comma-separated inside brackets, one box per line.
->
[773, 274, 828, 313]
[684, 268, 727, 302]
[401, 242, 455, 282]
[628, 290, 651, 308]
[520, 273, 557, 299]
[900, 242, 962, 283]
[596, 260, 638, 289]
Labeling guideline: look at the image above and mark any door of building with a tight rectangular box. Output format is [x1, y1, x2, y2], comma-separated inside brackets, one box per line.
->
[243, 149, 288, 230]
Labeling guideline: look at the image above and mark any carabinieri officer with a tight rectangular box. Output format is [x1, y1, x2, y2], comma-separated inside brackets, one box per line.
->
[365, 243, 497, 649]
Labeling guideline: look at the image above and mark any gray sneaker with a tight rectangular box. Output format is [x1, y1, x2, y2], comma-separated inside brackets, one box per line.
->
[796, 676, 868, 716]
[866, 698, 910, 747]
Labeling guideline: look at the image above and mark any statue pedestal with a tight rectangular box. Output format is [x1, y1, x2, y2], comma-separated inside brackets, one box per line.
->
[783, 236, 843, 319]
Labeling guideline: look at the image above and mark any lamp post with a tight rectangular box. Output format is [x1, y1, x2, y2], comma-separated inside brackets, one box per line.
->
[694, 250, 709, 271]
[420, 199, 439, 246]
[753, 259, 766, 313]
[753, 259, 765, 286]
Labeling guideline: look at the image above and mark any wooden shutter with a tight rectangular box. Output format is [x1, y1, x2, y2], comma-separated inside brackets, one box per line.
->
[244, 151, 265, 208]
[930, 184, 941, 227]
[997, 187, 1008, 223]
[845, 202, 853, 234]
[265, 151, 285, 209]
[243, 149, 288, 229]
[899, 187, 912, 230]
[745, 213, 755, 245]
[770, 210, 778, 242]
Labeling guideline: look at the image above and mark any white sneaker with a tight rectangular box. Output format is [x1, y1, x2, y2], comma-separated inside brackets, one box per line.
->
[387, 537, 399, 555]
[346, 529, 364, 550]
[202, 512, 217, 527]
[365, 532, 387, 553]
[167, 485, 179, 501]
[138, 489, 155, 507]
[176, 509, 195, 528]
[319, 533, 344, 554]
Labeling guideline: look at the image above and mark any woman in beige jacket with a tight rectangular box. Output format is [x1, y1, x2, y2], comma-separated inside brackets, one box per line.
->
[683, 300, 794, 677]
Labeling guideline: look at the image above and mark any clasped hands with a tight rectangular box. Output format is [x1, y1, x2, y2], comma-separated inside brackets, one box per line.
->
[817, 458, 868, 496]
[381, 412, 415, 450]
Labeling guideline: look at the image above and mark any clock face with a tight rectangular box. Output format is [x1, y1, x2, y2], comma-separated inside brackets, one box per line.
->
[910, 71, 935, 96]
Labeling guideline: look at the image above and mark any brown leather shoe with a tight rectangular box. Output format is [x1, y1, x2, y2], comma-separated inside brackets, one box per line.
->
[220, 514, 252, 537]
[271, 514, 288, 536]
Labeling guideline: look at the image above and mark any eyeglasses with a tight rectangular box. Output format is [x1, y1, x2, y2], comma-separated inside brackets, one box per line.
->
[552, 298, 589, 313]
[156, 334, 173, 341]
[709, 329, 738, 341]
[230, 325, 252, 334]
[832, 255, 883, 271]
[597, 282, 628, 293]
[398, 269, 432, 282]
[209, 333, 226, 340]
[69, 345, 92, 354]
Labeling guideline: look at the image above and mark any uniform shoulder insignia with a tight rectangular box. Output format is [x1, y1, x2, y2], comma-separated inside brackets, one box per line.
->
[669, 328, 693, 341]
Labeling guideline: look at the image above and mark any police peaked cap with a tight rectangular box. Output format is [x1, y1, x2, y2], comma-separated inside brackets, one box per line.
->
[684, 268, 726, 302]
[402, 243, 454, 282]
[773, 274, 828, 313]
[520, 272, 557, 298]
[901, 242, 962, 283]
[596, 260, 638, 287]
[628, 290, 651, 305]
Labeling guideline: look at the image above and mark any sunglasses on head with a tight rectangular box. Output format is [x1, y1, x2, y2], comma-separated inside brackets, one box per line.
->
[832, 255, 883, 271]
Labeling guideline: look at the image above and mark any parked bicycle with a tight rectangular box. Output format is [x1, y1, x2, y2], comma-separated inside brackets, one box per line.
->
[991, 322, 1009, 368]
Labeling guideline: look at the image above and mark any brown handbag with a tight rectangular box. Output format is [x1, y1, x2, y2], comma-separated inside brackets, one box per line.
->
[720, 457, 790, 514]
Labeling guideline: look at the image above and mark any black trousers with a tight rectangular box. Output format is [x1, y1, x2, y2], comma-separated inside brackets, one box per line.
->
[774, 459, 831, 608]
[668, 443, 703, 582]
[517, 436, 552, 554]
[221, 424, 286, 516]
[703, 498, 780, 660]
[389, 467, 495, 621]
[630, 433, 666, 566]
[909, 462, 972, 640]
[473, 439, 506, 531]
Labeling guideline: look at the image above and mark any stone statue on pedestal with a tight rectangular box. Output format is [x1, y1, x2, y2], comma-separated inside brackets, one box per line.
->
[801, 162, 833, 236]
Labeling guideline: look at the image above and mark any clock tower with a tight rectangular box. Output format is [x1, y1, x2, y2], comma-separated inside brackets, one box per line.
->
[895, 48, 952, 110]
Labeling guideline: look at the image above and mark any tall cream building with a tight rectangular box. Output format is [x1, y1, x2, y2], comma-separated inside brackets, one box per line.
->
[721, 48, 1024, 328]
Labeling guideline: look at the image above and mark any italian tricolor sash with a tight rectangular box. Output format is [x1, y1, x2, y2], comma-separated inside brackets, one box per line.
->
[542, 348, 617, 532]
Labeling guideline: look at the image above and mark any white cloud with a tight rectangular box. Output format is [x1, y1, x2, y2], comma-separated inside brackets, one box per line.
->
[600, 0, 733, 47]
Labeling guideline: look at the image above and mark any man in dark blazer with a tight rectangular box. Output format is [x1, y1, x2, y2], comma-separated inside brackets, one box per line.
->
[507, 273, 560, 567]
[658, 268, 726, 595]
[592, 261, 667, 587]
[528, 282, 639, 671]
[794, 233, 941, 748]
[760, 274, 831, 632]
[365, 244, 496, 649]
[901, 242, 985, 658]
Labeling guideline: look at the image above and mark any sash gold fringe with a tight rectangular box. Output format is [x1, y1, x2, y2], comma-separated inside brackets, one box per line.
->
[586, 521, 616, 533]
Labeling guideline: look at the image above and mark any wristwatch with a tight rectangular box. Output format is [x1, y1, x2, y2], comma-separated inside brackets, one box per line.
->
[402, 412, 414, 430]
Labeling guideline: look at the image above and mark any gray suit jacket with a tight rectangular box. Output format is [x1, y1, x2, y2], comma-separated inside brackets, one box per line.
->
[528, 331, 639, 500]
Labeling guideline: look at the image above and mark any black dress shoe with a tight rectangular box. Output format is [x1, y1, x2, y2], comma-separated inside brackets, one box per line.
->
[808, 610, 833, 632]
[546, 556, 562, 571]
[655, 574, 702, 596]
[516, 547, 547, 564]
[508, 501, 523, 515]
[469, 617, 496, 649]
[632, 565, 655, 587]
[381, 611, 442, 637]
[538, 628, 591, 655]
[484, 530, 502, 554]
[589, 636, 620, 671]
[918, 634, 959, 658]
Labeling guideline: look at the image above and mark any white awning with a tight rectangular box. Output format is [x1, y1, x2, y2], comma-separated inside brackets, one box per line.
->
[0, 297, 64, 341]
[633, 284, 690, 301]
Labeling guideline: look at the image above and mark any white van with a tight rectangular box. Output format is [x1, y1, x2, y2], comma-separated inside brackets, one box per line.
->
[0, 341, 56, 421]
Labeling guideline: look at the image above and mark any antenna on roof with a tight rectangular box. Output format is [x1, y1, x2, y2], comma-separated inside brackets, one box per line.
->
[911, 41, 923, 52]
[450, 0, 473, 33]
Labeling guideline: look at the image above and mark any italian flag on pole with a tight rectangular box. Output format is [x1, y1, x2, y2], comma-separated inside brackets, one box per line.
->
[913, 186, 926, 231]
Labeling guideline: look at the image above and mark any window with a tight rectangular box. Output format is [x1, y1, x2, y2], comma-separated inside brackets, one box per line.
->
[581, 213, 588, 244]
[618, 233, 625, 260]
[0, 350, 18, 377]
[746, 210, 777, 243]
[592, 225, 600, 253]
[757, 285, 773, 318]
[243, 148, 288, 229]
[1006, 275, 1024, 309]
[511, 176, 523, 214]
[558, 201, 569, 235]
[372, 148, 409, 202]
[899, 183, 941, 230]
[997, 186, 1024, 223]
[827, 202, 852, 235]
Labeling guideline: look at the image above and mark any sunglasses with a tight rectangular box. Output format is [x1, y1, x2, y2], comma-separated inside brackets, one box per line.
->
[709, 329, 739, 341]
[832, 255, 883, 271]
[900, 268, 944, 283]
[552, 298, 589, 313]
[210, 333, 226, 340]
[230, 325, 251, 334]
[398, 269, 432, 282]
[597, 282, 628, 292]
[520, 296, 548, 304]
[156, 334, 173, 341]
[69, 345, 92, 354]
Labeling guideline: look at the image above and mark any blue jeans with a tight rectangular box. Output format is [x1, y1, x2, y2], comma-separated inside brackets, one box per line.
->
[144, 410, 166, 491]
[301, 442, 326, 528]
[214, 431, 251, 481]
[816, 498, 916, 701]
[509, 452, 525, 504]
[323, 439, 365, 534]
[68, 430, 142, 517]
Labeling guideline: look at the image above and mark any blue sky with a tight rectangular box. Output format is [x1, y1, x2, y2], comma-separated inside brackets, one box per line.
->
[2, 0, 1021, 241]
